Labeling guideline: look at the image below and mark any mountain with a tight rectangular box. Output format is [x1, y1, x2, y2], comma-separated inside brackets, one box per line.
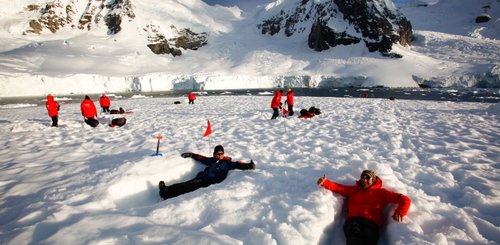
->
[0, 0, 498, 97]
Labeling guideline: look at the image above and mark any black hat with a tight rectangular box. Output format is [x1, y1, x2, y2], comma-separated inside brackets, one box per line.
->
[213, 145, 224, 155]
[85, 95, 90, 100]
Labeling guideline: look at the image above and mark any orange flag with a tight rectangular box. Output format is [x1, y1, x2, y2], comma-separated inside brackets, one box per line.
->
[203, 120, 212, 137]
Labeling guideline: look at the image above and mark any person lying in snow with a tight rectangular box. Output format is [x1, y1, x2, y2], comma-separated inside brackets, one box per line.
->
[110, 107, 125, 114]
[298, 106, 321, 119]
[317, 170, 411, 245]
[158, 145, 256, 200]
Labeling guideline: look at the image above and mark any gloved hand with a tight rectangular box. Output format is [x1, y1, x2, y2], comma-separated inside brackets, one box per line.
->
[392, 213, 403, 222]
[249, 160, 256, 169]
[181, 152, 193, 158]
[317, 175, 326, 185]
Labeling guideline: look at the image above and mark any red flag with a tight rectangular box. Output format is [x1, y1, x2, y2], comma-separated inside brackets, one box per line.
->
[203, 120, 212, 137]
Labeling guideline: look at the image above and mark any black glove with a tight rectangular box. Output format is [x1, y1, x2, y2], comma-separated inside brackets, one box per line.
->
[181, 152, 193, 158]
[249, 160, 256, 169]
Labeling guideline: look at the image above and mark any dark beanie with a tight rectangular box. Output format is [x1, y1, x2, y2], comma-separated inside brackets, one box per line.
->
[213, 145, 224, 155]
[361, 170, 376, 180]
[85, 95, 90, 100]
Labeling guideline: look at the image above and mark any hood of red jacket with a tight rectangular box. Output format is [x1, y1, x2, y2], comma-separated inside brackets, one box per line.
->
[47, 95, 54, 102]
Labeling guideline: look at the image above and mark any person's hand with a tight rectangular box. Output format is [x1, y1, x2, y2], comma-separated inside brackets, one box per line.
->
[392, 213, 403, 222]
[317, 175, 326, 185]
[181, 152, 193, 158]
[249, 160, 256, 169]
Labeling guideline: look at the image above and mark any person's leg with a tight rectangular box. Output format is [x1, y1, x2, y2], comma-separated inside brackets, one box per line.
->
[343, 217, 379, 245]
[51, 116, 58, 127]
[271, 108, 279, 119]
[159, 178, 210, 200]
[288, 105, 294, 116]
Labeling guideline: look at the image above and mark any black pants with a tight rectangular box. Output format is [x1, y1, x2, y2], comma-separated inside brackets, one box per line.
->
[51, 116, 58, 127]
[84, 118, 100, 127]
[271, 108, 279, 119]
[287, 105, 294, 116]
[189, 100, 194, 104]
[102, 107, 110, 112]
[162, 177, 212, 199]
[343, 217, 379, 245]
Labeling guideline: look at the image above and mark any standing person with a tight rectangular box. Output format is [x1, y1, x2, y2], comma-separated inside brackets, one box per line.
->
[285, 88, 294, 116]
[45, 94, 60, 127]
[99, 93, 111, 112]
[270, 90, 283, 120]
[80, 95, 99, 127]
[317, 170, 411, 245]
[158, 145, 256, 200]
[188, 92, 196, 104]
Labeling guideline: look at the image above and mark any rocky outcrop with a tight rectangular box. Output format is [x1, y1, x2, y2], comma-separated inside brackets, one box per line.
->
[21, 0, 206, 57]
[25, 1, 76, 34]
[258, 0, 412, 57]
[144, 25, 208, 56]
[24, 0, 135, 34]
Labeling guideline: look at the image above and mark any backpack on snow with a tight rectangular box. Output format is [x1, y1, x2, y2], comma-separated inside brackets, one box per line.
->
[110, 117, 127, 127]
[85, 118, 100, 128]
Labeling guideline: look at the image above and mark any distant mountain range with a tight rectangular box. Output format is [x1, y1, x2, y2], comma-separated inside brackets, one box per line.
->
[0, 0, 498, 97]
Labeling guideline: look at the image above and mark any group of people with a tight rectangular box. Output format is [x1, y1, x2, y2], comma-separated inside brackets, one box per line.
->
[159, 144, 411, 245]
[270, 88, 295, 119]
[45, 93, 127, 128]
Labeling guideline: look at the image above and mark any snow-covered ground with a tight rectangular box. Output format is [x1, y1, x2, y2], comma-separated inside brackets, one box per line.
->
[0, 94, 499, 244]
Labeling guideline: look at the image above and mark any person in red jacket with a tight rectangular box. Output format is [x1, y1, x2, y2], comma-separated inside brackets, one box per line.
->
[188, 92, 196, 104]
[317, 170, 411, 245]
[45, 94, 60, 127]
[80, 95, 99, 127]
[99, 93, 111, 112]
[270, 90, 283, 120]
[285, 88, 294, 116]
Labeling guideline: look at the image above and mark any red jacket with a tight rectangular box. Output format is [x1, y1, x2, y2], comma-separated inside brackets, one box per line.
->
[286, 91, 294, 106]
[99, 95, 110, 107]
[81, 98, 97, 118]
[270, 91, 282, 109]
[45, 95, 60, 117]
[321, 177, 410, 226]
[298, 111, 315, 119]
[188, 92, 196, 100]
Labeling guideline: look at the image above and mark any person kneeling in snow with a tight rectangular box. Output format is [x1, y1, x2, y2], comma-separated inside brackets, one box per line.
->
[159, 145, 256, 200]
[317, 170, 411, 245]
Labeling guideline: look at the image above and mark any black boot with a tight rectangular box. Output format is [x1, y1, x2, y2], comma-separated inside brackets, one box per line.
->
[159, 181, 168, 200]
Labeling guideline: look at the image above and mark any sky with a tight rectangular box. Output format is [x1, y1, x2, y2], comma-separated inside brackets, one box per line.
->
[0, 93, 499, 244]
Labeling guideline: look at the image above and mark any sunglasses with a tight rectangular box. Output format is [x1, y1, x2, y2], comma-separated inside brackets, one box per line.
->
[360, 175, 372, 180]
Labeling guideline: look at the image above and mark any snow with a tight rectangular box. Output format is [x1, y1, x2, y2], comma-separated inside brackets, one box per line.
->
[0, 0, 498, 98]
[0, 94, 499, 244]
[0, 1, 499, 243]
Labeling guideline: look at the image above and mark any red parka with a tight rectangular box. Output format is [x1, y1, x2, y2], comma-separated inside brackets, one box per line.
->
[99, 95, 110, 107]
[286, 91, 294, 106]
[81, 98, 97, 118]
[270, 91, 282, 109]
[45, 95, 60, 117]
[321, 177, 410, 226]
[188, 92, 196, 100]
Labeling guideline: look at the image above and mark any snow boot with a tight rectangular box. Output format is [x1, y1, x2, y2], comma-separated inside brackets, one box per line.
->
[159, 181, 168, 200]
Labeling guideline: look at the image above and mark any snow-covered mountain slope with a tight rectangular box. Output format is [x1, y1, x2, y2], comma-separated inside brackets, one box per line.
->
[0, 0, 498, 97]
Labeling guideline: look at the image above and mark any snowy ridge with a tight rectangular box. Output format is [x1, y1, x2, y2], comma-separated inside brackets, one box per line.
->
[0, 0, 498, 97]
